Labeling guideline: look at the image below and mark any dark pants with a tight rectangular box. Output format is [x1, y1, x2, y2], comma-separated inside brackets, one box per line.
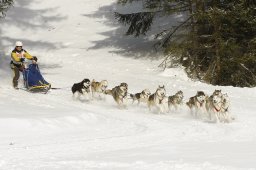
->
[10, 62, 24, 88]
[12, 67, 20, 88]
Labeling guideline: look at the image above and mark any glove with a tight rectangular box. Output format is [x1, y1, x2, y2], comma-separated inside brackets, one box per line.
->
[20, 58, 25, 62]
[32, 56, 38, 62]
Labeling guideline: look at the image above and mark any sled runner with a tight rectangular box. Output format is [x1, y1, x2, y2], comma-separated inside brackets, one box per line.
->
[22, 63, 51, 93]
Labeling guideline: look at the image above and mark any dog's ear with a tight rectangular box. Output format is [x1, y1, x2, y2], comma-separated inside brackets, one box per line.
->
[197, 91, 204, 96]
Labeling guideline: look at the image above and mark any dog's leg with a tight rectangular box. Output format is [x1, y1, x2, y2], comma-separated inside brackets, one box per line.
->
[195, 109, 198, 118]
[91, 90, 95, 99]
[218, 111, 222, 122]
[99, 93, 103, 100]
[158, 106, 162, 114]
[221, 112, 227, 123]
[103, 93, 107, 101]
[189, 107, 194, 117]
[98, 92, 103, 100]
[77, 93, 82, 101]
[122, 97, 128, 109]
[213, 111, 220, 123]
[225, 111, 232, 123]
[158, 104, 163, 114]
[174, 103, 178, 112]
[157, 103, 165, 114]
[221, 111, 229, 123]
[90, 91, 93, 101]
[131, 98, 135, 104]
[94, 91, 98, 100]
[168, 103, 171, 113]
[208, 110, 212, 121]
[89, 92, 93, 101]
[154, 102, 160, 114]
[164, 103, 169, 113]
[148, 103, 152, 112]
[116, 98, 123, 109]
[72, 93, 77, 101]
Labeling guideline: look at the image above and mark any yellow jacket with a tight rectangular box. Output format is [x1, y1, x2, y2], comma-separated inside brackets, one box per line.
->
[11, 49, 33, 64]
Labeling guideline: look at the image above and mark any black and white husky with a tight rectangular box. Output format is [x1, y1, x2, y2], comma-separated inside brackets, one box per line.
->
[147, 86, 168, 113]
[186, 91, 207, 118]
[130, 89, 151, 105]
[71, 78, 91, 101]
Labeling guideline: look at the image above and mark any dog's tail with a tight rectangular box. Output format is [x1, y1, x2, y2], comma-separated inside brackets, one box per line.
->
[104, 89, 112, 95]
[91, 79, 96, 85]
[129, 94, 136, 103]
[130, 93, 135, 98]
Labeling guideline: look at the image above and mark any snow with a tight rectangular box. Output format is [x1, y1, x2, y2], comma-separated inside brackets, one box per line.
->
[0, 0, 256, 169]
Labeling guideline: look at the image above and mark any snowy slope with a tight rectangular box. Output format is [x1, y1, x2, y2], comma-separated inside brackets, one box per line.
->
[0, 0, 256, 169]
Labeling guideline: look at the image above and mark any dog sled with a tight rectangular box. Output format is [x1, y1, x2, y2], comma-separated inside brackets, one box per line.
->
[22, 63, 51, 93]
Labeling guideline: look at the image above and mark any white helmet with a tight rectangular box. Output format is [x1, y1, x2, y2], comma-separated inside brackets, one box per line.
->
[15, 41, 23, 46]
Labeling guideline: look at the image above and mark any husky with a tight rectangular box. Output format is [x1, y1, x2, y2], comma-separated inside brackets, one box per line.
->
[105, 82, 128, 108]
[208, 93, 223, 122]
[220, 93, 232, 122]
[206, 90, 222, 121]
[206, 90, 222, 109]
[207, 91, 232, 123]
[186, 91, 207, 118]
[130, 89, 151, 105]
[147, 85, 168, 113]
[91, 79, 108, 100]
[168, 90, 184, 111]
[71, 78, 91, 101]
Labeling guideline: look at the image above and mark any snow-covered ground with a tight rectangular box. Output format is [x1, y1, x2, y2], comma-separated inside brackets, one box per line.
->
[0, 0, 256, 169]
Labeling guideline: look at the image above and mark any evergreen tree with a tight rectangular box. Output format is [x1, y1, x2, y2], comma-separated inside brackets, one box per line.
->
[0, 0, 13, 18]
[115, 0, 256, 87]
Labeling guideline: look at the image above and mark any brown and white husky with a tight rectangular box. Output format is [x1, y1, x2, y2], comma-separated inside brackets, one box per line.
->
[91, 79, 108, 100]
[105, 82, 128, 108]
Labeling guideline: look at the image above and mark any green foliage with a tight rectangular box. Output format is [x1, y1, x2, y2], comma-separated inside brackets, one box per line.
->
[0, 0, 14, 18]
[115, 12, 155, 36]
[115, 0, 256, 87]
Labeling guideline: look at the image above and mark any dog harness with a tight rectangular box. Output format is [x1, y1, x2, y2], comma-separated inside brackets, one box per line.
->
[83, 85, 90, 93]
[214, 105, 221, 112]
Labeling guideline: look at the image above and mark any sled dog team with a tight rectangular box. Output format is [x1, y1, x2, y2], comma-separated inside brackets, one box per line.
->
[72, 78, 232, 123]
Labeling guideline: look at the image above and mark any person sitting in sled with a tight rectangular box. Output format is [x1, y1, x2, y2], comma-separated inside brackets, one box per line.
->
[10, 41, 37, 89]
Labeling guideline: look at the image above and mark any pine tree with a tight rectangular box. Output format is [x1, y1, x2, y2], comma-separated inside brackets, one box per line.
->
[115, 0, 256, 87]
[0, 0, 13, 18]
